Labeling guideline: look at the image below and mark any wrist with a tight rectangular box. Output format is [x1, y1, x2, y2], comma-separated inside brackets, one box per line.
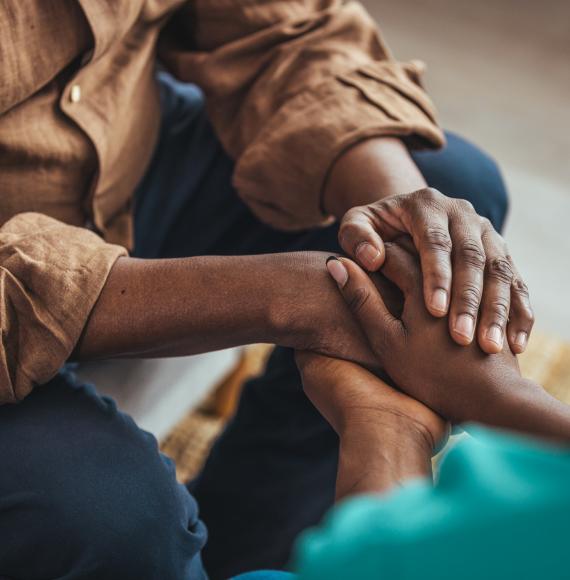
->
[483, 376, 570, 442]
[337, 415, 433, 498]
[340, 411, 434, 459]
[262, 251, 330, 349]
[322, 137, 427, 218]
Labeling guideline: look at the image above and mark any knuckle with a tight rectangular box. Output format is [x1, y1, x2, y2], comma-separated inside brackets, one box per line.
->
[458, 239, 486, 269]
[423, 226, 452, 254]
[487, 256, 514, 284]
[455, 198, 476, 214]
[338, 219, 367, 251]
[524, 309, 536, 326]
[347, 286, 370, 315]
[338, 219, 359, 240]
[479, 216, 493, 231]
[343, 204, 364, 219]
[426, 266, 451, 286]
[512, 277, 530, 298]
[424, 188, 448, 212]
[406, 188, 446, 215]
[423, 187, 444, 202]
[459, 284, 482, 312]
[339, 207, 361, 228]
[488, 298, 510, 325]
[513, 308, 535, 331]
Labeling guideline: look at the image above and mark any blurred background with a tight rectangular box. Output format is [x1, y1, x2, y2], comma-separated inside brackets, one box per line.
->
[362, 0, 570, 340]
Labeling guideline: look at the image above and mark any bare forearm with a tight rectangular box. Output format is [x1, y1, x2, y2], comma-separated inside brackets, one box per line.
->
[75, 254, 305, 360]
[74, 251, 382, 366]
[484, 378, 570, 443]
[323, 137, 426, 218]
[336, 422, 432, 501]
[75, 256, 270, 359]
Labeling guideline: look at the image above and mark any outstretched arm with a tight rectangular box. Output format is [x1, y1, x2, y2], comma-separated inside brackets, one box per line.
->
[75, 251, 401, 369]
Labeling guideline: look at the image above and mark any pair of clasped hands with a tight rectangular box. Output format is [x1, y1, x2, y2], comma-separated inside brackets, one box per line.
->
[296, 188, 545, 459]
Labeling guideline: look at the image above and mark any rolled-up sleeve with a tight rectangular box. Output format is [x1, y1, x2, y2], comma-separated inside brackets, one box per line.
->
[0, 213, 127, 403]
[159, 0, 446, 230]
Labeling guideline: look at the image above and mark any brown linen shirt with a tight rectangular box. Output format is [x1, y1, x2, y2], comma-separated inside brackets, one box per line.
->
[0, 0, 444, 403]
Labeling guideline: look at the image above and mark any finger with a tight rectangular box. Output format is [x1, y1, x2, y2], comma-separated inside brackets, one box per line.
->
[448, 216, 486, 346]
[326, 256, 403, 355]
[411, 205, 453, 318]
[506, 261, 535, 354]
[338, 206, 385, 272]
[392, 234, 417, 255]
[380, 242, 422, 297]
[476, 227, 513, 353]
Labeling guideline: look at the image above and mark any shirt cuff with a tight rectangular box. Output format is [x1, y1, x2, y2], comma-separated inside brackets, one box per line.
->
[0, 213, 127, 403]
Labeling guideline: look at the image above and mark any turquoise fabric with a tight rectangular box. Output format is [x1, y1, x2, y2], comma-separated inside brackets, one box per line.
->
[294, 426, 570, 580]
[231, 572, 295, 580]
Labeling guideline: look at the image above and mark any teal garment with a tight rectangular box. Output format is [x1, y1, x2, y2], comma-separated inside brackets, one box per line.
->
[294, 426, 570, 580]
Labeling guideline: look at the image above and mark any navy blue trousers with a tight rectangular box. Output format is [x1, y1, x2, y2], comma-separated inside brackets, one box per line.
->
[0, 73, 508, 580]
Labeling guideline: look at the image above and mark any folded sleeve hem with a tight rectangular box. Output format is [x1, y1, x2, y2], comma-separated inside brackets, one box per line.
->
[233, 62, 446, 231]
[0, 213, 128, 404]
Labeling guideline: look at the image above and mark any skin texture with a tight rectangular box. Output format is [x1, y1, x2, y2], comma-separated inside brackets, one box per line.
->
[75, 252, 404, 368]
[78, 137, 532, 371]
[296, 352, 449, 499]
[323, 137, 534, 355]
[326, 242, 570, 440]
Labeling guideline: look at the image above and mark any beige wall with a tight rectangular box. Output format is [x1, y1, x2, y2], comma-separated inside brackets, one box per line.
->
[363, 0, 570, 340]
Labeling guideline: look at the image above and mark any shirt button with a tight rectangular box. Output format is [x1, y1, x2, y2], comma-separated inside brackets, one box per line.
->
[70, 84, 82, 103]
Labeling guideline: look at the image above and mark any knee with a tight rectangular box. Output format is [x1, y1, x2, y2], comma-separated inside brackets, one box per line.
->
[0, 377, 206, 578]
[412, 132, 509, 233]
[460, 138, 509, 233]
[58, 448, 206, 578]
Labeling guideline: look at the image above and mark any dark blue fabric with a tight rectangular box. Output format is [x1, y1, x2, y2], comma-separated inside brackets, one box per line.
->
[0, 72, 508, 580]
[0, 367, 207, 580]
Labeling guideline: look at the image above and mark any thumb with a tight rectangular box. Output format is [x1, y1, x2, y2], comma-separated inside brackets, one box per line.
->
[326, 256, 403, 356]
[338, 207, 386, 272]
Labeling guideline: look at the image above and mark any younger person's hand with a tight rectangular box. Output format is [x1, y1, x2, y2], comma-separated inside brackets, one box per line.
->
[296, 351, 450, 498]
[296, 352, 449, 453]
[325, 242, 543, 428]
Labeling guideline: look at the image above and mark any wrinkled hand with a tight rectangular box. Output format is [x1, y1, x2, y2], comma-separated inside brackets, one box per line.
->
[338, 188, 534, 354]
[325, 243, 538, 425]
[296, 351, 449, 453]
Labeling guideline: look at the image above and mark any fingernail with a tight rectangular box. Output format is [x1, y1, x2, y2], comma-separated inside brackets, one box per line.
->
[515, 331, 528, 350]
[431, 288, 448, 314]
[326, 256, 348, 288]
[355, 242, 380, 270]
[486, 324, 503, 347]
[454, 314, 474, 340]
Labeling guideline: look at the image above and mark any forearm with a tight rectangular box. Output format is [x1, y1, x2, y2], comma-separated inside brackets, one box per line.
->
[75, 253, 309, 360]
[484, 378, 570, 443]
[323, 137, 427, 218]
[336, 421, 432, 501]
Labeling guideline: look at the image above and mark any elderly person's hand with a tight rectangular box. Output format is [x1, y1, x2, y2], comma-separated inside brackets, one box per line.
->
[336, 188, 533, 355]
